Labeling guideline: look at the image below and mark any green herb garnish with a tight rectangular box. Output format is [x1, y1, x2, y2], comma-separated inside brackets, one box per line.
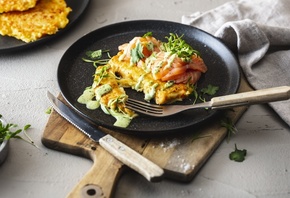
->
[221, 117, 237, 142]
[201, 84, 219, 96]
[191, 134, 212, 142]
[143, 32, 153, 37]
[45, 107, 52, 114]
[86, 50, 103, 59]
[161, 33, 200, 62]
[0, 114, 37, 148]
[130, 42, 145, 64]
[192, 84, 219, 104]
[82, 49, 111, 67]
[229, 144, 247, 162]
[199, 84, 219, 102]
[164, 80, 175, 89]
[94, 65, 110, 86]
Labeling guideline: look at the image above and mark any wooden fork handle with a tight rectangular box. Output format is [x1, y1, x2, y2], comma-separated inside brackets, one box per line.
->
[211, 86, 290, 108]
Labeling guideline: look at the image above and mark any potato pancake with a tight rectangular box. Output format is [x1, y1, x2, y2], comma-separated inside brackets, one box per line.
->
[78, 33, 207, 128]
[0, 0, 72, 43]
[0, 0, 38, 13]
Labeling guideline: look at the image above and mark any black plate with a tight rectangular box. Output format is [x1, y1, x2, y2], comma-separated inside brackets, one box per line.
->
[58, 20, 240, 135]
[0, 0, 90, 53]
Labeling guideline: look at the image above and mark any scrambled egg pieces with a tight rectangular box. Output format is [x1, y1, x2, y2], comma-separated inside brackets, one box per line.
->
[0, 0, 72, 43]
[0, 0, 38, 13]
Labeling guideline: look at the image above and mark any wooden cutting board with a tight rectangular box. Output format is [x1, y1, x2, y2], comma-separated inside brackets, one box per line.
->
[42, 77, 252, 198]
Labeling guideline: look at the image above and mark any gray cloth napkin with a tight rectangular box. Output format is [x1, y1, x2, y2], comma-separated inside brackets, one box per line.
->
[182, 0, 290, 127]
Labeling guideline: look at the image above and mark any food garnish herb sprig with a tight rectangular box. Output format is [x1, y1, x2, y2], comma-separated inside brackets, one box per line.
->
[130, 42, 145, 64]
[221, 117, 248, 162]
[192, 84, 219, 104]
[229, 144, 247, 162]
[130, 32, 153, 64]
[200, 84, 219, 102]
[94, 65, 110, 86]
[130, 32, 201, 64]
[82, 49, 111, 67]
[221, 117, 238, 142]
[45, 107, 52, 114]
[0, 114, 38, 148]
[161, 33, 200, 62]
[191, 133, 212, 142]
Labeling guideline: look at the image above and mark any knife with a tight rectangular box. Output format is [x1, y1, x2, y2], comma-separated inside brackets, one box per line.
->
[47, 91, 164, 182]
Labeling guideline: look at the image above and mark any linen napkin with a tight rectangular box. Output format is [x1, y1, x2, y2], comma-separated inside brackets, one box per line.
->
[182, 0, 290, 127]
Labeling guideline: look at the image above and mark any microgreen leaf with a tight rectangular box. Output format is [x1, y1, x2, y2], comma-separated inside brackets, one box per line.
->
[82, 49, 111, 67]
[161, 33, 200, 61]
[229, 144, 247, 162]
[24, 124, 31, 131]
[130, 42, 145, 64]
[45, 107, 52, 114]
[0, 115, 37, 148]
[198, 84, 219, 103]
[192, 84, 219, 104]
[86, 50, 103, 59]
[192, 89, 199, 104]
[143, 32, 153, 37]
[201, 84, 219, 96]
[221, 117, 238, 142]
[191, 134, 212, 142]
[86, 49, 110, 59]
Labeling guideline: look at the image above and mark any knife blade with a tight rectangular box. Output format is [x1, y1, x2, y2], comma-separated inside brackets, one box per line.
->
[47, 91, 164, 182]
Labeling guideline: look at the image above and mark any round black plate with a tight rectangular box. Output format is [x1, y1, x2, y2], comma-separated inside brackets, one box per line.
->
[0, 0, 90, 53]
[58, 20, 240, 135]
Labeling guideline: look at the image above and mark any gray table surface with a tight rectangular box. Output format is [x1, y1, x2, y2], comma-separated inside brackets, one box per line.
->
[1, 0, 290, 197]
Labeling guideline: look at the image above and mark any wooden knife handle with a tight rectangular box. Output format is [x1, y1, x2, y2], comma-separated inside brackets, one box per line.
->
[99, 134, 164, 182]
[211, 86, 290, 108]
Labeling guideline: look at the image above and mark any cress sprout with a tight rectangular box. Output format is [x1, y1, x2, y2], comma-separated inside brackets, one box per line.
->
[0, 114, 38, 148]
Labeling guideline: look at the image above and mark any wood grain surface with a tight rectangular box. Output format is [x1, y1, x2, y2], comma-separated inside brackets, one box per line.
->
[42, 76, 252, 198]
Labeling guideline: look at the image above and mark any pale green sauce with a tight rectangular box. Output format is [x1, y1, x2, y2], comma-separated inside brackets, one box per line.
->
[164, 81, 174, 89]
[144, 53, 157, 72]
[146, 41, 154, 51]
[152, 60, 163, 74]
[144, 83, 158, 101]
[78, 84, 112, 110]
[134, 74, 145, 91]
[100, 103, 110, 115]
[78, 85, 132, 128]
[77, 89, 95, 104]
[86, 100, 100, 110]
[109, 110, 132, 128]
[95, 84, 112, 100]
[163, 53, 176, 70]
[106, 96, 133, 127]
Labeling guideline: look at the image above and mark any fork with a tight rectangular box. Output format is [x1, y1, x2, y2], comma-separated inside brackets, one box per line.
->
[125, 86, 290, 117]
